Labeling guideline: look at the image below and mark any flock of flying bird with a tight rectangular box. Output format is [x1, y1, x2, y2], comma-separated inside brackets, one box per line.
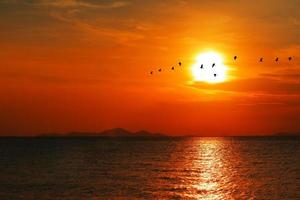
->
[149, 56, 294, 77]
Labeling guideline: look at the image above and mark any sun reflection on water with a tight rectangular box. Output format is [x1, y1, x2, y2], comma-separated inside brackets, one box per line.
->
[191, 138, 228, 200]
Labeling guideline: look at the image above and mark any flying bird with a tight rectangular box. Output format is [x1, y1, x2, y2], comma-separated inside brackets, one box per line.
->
[214, 73, 217, 77]
[275, 57, 279, 62]
[288, 57, 292, 61]
[178, 62, 182, 66]
[171, 67, 174, 70]
[200, 64, 204, 69]
[212, 63, 215, 68]
[150, 71, 153, 75]
[234, 56, 237, 60]
[259, 57, 263, 62]
[158, 68, 162, 72]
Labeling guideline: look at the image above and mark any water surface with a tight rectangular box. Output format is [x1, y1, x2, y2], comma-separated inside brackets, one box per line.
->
[0, 137, 299, 199]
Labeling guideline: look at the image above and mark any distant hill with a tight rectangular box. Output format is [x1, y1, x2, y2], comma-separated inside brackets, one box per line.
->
[39, 128, 166, 137]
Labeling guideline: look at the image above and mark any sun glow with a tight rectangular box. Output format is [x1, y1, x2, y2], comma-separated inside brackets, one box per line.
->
[191, 52, 228, 83]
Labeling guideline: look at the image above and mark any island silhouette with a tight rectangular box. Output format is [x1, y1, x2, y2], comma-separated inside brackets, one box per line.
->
[39, 128, 166, 137]
[37, 128, 300, 138]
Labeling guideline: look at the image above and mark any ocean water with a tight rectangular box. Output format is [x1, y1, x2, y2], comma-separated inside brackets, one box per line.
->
[0, 137, 299, 200]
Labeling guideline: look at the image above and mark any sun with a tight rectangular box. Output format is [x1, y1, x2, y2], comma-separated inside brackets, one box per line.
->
[191, 51, 228, 84]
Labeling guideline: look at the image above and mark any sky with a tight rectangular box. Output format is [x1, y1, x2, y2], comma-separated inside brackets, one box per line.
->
[1, 0, 300, 136]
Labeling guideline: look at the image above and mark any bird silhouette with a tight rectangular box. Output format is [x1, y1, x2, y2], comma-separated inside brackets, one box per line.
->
[178, 62, 182, 66]
[171, 67, 174, 70]
[288, 57, 292, 61]
[259, 57, 263, 62]
[212, 63, 215, 68]
[200, 64, 204, 69]
[275, 57, 279, 62]
[158, 68, 162, 72]
[214, 73, 217, 77]
[234, 56, 237, 60]
[150, 71, 153, 75]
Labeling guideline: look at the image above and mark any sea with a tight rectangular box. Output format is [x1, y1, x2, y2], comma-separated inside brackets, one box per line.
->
[0, 137, 299, 199]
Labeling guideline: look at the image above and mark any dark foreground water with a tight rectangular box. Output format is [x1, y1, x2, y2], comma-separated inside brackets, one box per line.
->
[0, 137, 299, 200]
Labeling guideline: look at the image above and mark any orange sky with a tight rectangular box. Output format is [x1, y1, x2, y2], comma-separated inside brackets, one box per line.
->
[1, 0, 300, 136]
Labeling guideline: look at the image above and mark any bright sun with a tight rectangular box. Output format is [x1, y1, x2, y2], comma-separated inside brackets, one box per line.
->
[191, 51, 228, 83]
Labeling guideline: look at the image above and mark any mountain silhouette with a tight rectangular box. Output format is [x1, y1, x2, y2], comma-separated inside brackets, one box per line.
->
[39, 128, 166, 137]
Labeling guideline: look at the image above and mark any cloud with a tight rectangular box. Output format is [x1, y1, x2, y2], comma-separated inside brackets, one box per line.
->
[261, 72, 300, 80]
[185, 75, 300, 111]
[0, 0, 131, 9]
[190, 76, 300, 96]
[279, 44, 300, 58]
[38, 0, 130, 9]
[47, 11, 144, 45]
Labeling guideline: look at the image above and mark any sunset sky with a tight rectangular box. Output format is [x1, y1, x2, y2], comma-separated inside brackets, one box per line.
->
[1, 0, 300, 136]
